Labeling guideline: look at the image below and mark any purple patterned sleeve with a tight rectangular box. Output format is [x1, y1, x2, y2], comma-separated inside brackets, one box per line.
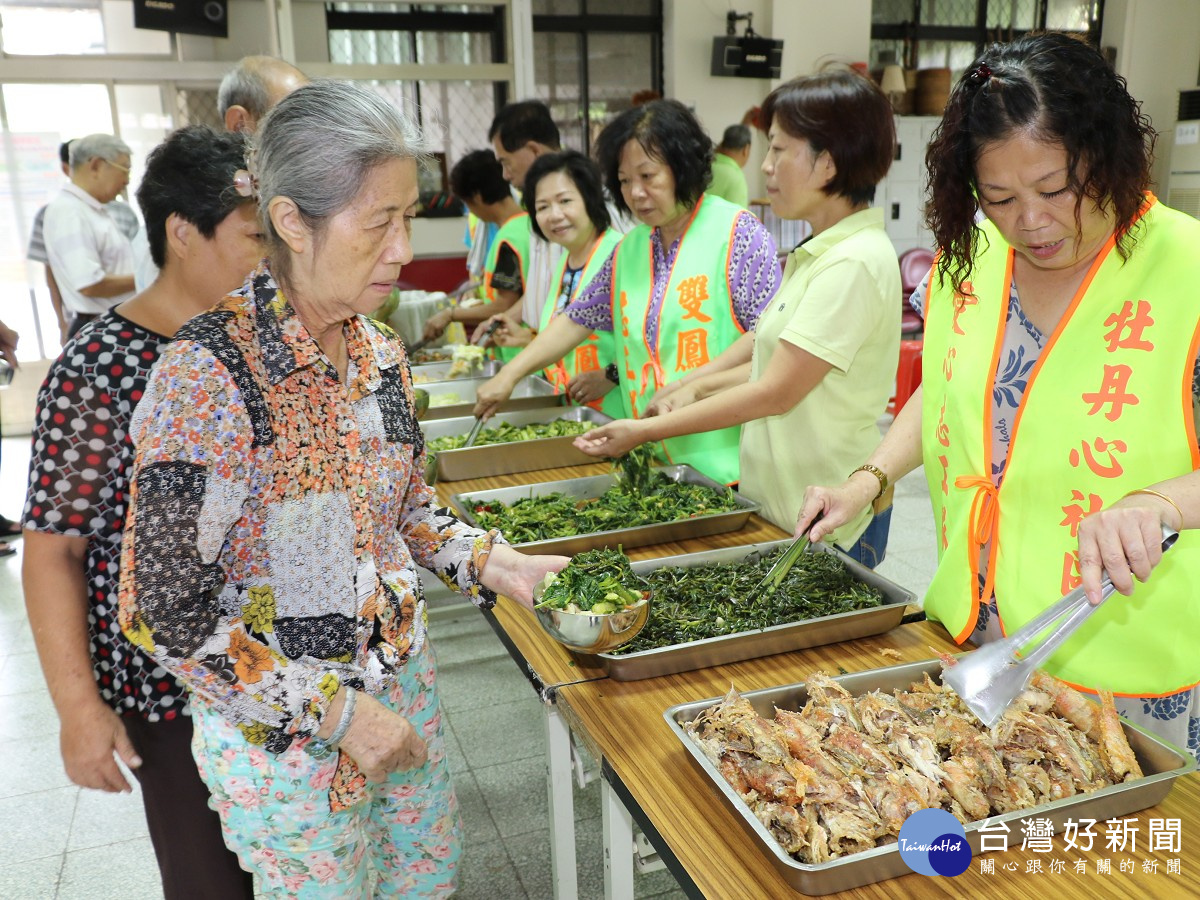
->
[729, 211, 782, 330]
[564, 248, 617, 332]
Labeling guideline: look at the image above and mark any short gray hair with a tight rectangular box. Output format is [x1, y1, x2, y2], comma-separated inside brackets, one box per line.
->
[69, 133, 132, 169]
[217, 62, 271, 120]
[251, 80, 427, 258]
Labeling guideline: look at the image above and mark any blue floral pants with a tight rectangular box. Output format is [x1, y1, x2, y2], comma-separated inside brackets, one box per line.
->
[191, 640, 462, 898]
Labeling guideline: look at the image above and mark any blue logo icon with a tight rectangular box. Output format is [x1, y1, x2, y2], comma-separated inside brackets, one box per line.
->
[897, 808, 971, 876]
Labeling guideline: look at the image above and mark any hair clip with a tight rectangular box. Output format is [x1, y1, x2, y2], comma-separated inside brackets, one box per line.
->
[968, 63, 993, 86]
[233, 168, 257, 198]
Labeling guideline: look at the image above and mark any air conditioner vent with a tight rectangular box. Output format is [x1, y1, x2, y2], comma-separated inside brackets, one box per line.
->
[1179, 89, 1200, 121]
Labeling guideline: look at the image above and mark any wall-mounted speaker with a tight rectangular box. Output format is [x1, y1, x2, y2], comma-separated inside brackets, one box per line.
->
[133, 0, 228, 39]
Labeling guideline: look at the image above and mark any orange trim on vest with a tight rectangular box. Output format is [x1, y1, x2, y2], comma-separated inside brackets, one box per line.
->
[1185, 322, 1200, 470]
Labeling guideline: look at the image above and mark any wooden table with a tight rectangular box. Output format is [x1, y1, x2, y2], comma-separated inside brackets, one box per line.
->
[434, 461, 791, 898]
[556, 619, 1200, 899]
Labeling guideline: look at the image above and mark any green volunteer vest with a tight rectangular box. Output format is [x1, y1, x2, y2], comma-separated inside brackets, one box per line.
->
[484, 212, 531, 363]
[540, 228, 624, 418]
[922, 197, 1200, 696]
[611, 194, 745, 485]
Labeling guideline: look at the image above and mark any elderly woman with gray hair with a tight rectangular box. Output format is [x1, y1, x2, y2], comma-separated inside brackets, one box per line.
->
[118, 81, 566, 897]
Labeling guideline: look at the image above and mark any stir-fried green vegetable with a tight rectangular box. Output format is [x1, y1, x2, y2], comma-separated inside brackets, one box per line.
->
[467, 473, 740, 543]
[535, 548, 648, 613]
[428, 419, 595, 454]
[613, 445, 656, 496]
[610, 547, 884, 654]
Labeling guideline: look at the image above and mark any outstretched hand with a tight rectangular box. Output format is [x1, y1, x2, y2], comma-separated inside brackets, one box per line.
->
[573, 419, 648, 459]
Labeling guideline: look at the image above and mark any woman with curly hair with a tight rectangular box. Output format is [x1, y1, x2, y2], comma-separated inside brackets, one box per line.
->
[474, 99, 782, 486]
[797, 32, 1200, 755]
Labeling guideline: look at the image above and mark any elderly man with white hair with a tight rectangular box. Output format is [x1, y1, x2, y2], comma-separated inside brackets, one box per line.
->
[42, 133, 137, 338]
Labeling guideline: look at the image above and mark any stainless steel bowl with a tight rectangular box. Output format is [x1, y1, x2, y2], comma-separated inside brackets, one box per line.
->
[534, 596, 651, 655]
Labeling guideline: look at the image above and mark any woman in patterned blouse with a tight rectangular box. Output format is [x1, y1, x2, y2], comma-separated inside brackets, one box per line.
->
[473, 99, 782, 486]
[118, 81, 567, 898]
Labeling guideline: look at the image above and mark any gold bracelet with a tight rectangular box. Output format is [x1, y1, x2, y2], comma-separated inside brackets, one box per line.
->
[851, 464, 888, 502]
[1124, 488, 1184, 528]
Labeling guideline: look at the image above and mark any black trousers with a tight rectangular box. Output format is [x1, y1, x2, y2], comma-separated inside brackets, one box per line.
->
[123, 714, 255, 899]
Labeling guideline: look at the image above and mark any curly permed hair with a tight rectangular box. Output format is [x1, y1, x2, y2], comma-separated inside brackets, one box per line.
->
[925, 32, 1155, 295]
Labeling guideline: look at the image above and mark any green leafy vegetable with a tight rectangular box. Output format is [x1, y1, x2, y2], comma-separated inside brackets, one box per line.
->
[428, 419, 595, 454]
[535, 549, 648, 613]
[611, 547, 884, 654]
[466, 472, 741, 544]
[613, 445, 656, 496]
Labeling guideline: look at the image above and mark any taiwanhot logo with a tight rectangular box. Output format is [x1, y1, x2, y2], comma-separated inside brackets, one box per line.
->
[897, 808, 971, 877]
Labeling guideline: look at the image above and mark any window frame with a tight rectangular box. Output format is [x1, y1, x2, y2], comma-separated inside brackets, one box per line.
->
[871, 0, 1106, 70]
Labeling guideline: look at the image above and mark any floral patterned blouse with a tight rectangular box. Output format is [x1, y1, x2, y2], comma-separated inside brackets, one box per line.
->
[118, 264, 504, 755]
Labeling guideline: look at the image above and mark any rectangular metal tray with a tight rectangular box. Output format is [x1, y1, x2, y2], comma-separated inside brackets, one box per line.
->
[664, 660, 1197, 895]
[423, 407, 612, 481]
[422, 374, 564, 420]
[451, 465, 759, 555]
[411, 359, 501, 383]
[596, 540, 913, 680]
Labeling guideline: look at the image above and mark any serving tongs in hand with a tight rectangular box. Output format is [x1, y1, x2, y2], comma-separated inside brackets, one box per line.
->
[943, 524, 1179, 728]
[747, 532, 811, 602]
[461, 415, 487, 449]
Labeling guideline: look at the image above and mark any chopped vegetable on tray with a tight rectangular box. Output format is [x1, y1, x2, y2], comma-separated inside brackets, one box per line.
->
[428, 419, 596, 454]
[612, 547, 884, 654]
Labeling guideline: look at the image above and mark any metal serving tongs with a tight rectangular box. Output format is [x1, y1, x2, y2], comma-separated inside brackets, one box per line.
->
[944, 524, 1179, 728]
[748, 532, 811, 602]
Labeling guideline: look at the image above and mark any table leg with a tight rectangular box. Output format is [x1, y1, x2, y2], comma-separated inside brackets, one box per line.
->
[545, 703, 579, 900]
[602, 779, 636, 900]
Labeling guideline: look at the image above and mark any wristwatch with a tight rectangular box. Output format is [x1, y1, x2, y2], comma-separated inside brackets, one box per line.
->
[604, 362, 620, 384]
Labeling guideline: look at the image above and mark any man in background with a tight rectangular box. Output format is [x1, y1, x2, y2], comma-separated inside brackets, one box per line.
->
[425, 150, 527, 343]
[488, 100, 565, 332]
[708, 124, 753, 208]
[27, 140, 139, 343]
[132, 55, 308, 290]
[41, 134, 137, 340]
[218, 54, 308, 133]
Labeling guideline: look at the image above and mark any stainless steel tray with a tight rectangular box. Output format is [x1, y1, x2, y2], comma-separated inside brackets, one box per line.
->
[422, 374, 564, 420]
[411, 359, 501, 382]
[664, 660, 1196, 895]
[597, 540, 913, 679]
[423, 407, 612, 481]
[451, 465, 758, 555]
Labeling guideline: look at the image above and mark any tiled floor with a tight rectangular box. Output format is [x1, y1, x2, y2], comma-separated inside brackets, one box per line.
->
[0, 426, 939, 899]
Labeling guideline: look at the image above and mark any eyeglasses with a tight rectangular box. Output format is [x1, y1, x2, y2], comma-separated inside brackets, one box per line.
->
[104, 159, 131, 174]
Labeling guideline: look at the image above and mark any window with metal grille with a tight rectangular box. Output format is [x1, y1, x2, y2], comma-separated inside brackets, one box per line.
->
[531, 0, 662, 154]
[870, 0, 1105, 74]
[326, 0, 662, 160]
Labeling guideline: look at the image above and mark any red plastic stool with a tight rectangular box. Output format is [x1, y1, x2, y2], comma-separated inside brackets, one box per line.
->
[888, 339, 923, 415]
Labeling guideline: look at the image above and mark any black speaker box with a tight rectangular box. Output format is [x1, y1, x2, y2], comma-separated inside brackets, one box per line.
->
[133, 1, 229, 39]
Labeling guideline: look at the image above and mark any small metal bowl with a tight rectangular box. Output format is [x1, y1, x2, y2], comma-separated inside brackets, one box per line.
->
[413, 388, 431, 420]
[533, 591, 651, 655]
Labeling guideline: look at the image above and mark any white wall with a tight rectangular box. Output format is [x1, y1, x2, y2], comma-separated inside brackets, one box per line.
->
[662, 0, 872, 198]
[1102, 0, 1200, 193]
